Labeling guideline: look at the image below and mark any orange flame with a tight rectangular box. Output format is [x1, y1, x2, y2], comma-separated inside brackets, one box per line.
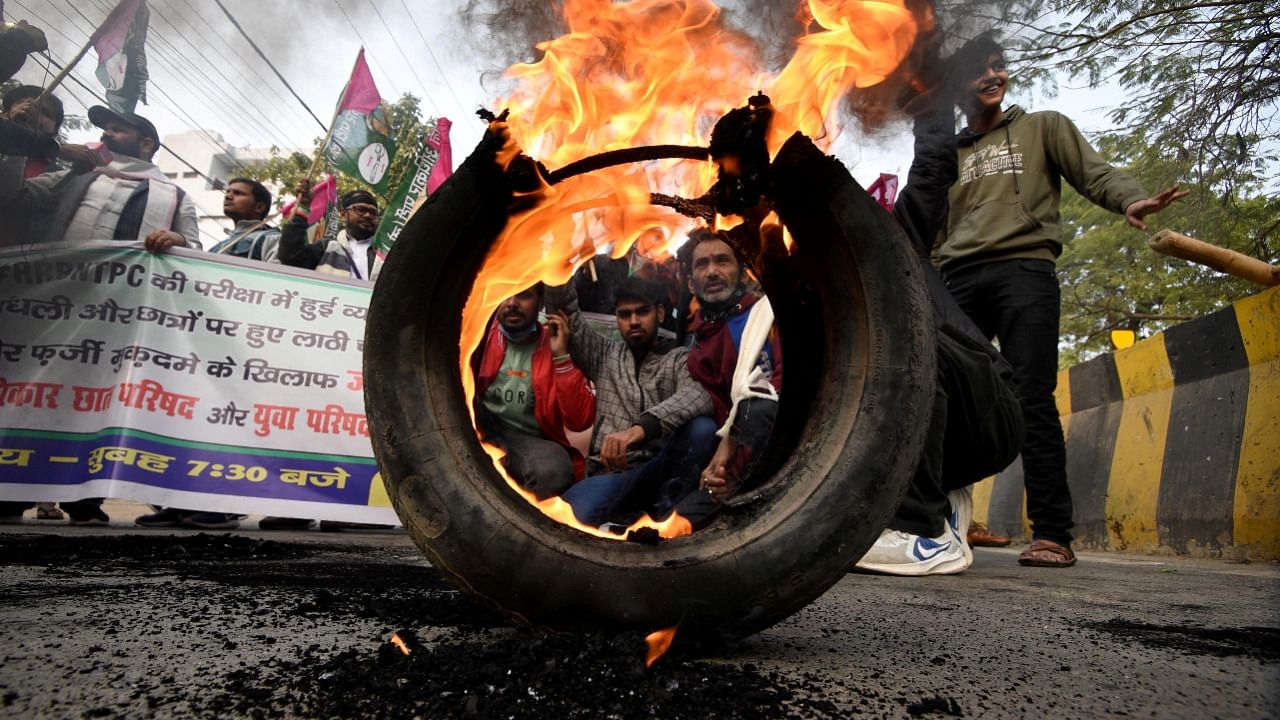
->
[390, 632, 411, 656]
[645, 626, 679, 668]
[458, 0, 920, 540]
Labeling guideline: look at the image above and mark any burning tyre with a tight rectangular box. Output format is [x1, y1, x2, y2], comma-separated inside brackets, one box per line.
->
[363, 122, 936, 638]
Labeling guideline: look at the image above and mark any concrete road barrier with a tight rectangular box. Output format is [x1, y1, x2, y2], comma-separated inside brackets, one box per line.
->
[975, 285, 1279, 561]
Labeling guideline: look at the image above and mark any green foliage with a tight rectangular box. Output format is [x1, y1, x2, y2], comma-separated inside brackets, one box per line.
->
[238, 92, 429, 209]
[1056, 131, 1279, 366]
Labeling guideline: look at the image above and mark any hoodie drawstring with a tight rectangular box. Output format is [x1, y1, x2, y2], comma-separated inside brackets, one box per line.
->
[1004, 124, 1020, 196]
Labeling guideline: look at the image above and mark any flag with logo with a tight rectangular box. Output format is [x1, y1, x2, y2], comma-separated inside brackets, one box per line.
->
[279, 174, 341, 244]
[91, 0, 150, 114]
[322, 49, 397, 196]
[370, 117, 453, 273]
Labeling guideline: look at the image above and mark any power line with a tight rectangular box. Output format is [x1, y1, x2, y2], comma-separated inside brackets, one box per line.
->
[73, 0, 285, 152]
[365, 0, 440, 115]
[331, 0, 403, 100]
[397, 0, 470, 121]
[145, 2, 301, 147]
[211, 0, 329, 132]
[26, 0, 249, 169]
[160, 0, 319, 142]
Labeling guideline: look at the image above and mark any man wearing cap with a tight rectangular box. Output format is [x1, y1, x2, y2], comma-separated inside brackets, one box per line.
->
[0, 105, 199, 251]
[277, 179, 380, 280]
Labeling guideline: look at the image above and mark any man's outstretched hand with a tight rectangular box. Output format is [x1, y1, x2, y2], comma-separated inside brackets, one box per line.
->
[1125, 185, 1190, 230]
[58, 144, 105, 173]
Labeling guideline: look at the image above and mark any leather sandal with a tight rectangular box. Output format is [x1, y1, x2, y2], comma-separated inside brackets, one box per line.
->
[1018, 538, 1076, 567]
[967, 522, 1011, 547]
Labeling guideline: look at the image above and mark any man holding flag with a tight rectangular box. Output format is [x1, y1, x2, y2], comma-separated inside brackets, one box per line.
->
[277, 49, 452, 282]
[279, 183, 380, 279]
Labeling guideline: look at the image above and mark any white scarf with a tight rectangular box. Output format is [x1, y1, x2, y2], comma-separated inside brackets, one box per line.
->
[65, 156, 182, 242]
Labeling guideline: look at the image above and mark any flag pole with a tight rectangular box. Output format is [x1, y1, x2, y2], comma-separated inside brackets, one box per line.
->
[306, 47, 365, 179]
[37, 38, 95, 105]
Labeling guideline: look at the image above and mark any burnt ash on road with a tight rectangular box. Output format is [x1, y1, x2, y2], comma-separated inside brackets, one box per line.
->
[1, 529, 1277, 719]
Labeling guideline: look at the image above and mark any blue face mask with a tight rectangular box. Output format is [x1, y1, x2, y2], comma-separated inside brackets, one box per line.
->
[499, 320, 539, 343]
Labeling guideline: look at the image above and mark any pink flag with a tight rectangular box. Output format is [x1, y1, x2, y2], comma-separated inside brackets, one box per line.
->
[425, 117, 453, 196]
[866, 173, 898, 213]
[337, 49, 381, 115]
[323, 48, 397, 193]
[371, 117, 454, 265]
[280, 174, 337, 223]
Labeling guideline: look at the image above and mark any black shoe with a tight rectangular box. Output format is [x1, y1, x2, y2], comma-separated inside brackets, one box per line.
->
[181, 512, 241, 530]
[318, 521, 395, 532]
[68, 507, 111, 526]
[258, 516, 314, 531]
[135, 508, 187, 527]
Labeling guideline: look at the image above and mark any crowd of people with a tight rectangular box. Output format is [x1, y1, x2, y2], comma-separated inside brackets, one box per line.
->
[1, 22, 1186, 572]
[0, 22, 387, 530]
[461, 32, 1185, 575]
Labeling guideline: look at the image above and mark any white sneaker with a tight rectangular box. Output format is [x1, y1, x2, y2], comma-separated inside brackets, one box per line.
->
[947, 485, 974, 571]
[855, 527, 968, 576]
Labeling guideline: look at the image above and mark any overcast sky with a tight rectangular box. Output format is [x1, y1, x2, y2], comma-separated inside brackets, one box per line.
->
[10, 0, 1127, 188]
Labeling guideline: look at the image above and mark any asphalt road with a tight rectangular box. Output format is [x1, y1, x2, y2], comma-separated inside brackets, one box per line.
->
[2, 505, 1277, 719]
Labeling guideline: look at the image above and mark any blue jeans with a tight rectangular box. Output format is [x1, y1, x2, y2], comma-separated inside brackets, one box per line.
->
[564, 417, 719, 527]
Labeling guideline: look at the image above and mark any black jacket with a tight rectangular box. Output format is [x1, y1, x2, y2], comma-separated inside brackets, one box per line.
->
[0, 118, 58, 159]
[278, 216, 377, 278]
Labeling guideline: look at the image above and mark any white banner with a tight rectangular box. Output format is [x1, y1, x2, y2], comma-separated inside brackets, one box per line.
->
[0, 242, 396, 524]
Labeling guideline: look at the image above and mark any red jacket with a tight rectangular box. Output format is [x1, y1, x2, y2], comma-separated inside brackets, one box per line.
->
[475, 320, 596, 480]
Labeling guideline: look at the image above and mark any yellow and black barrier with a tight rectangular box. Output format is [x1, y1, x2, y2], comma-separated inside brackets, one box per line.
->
[973, 285, 1279, 560]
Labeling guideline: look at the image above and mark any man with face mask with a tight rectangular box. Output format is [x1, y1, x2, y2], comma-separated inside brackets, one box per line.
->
[278, 180, 381, 281]
[472, 285, 596, 498]
[545, 276, 716, 529]
[0, 105, 199, 251]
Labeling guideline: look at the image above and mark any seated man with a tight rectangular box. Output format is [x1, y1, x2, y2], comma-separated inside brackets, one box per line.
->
[677, 230, 782, 524]
[0, 105, 199, 251]
[474, 285, 596, 499]
[208, 178, 281, 261]
[546, 276, 717, 529]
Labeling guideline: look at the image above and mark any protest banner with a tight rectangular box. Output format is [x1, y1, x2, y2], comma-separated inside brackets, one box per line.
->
[0, 242, 395, 524]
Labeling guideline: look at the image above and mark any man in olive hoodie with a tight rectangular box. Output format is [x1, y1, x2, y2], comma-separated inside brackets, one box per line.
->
[937, 35, 1186, 568]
